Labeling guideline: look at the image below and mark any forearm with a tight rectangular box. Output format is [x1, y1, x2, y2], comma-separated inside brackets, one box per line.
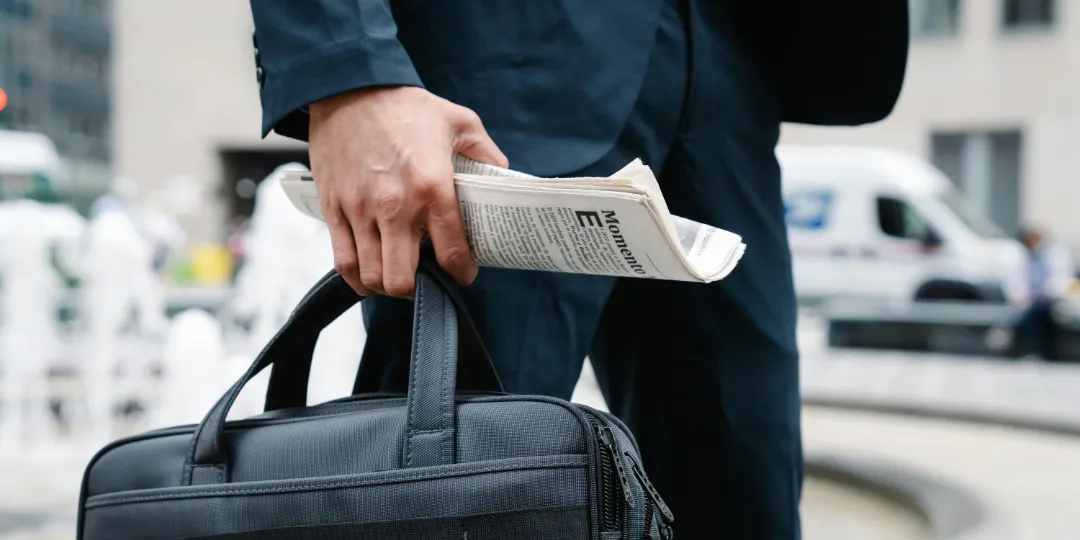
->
[251, 0, 422, 140]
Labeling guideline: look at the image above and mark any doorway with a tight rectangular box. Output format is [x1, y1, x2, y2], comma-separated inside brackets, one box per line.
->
[220, 148, 310, 220]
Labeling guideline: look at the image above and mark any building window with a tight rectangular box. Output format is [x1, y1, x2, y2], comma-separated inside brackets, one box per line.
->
[1002, 0, 1054, 30]
[931, 130, 1023, 236]
[2, 0, 35, 18]
[86, 0, 108, 21]
[12, 33, 26, 58]
[14, 106, 32, 127]
[911, 0, 962, 37]
[16, 69, 32, 89]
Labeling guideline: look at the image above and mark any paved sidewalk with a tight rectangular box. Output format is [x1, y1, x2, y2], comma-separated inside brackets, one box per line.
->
[804, 406, 1080, 540]
[801, 476, 926, 540]
[0, 448, 90, 540]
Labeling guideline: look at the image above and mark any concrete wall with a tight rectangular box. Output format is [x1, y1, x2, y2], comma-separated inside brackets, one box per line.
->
[782, 0, 1080, 249]
[112, 0, 302, 242]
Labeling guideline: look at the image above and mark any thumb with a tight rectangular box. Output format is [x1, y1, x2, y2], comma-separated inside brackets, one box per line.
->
[451, 108, 510, 168]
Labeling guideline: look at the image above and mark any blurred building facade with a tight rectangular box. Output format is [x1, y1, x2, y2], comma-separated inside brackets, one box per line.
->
[115, 0, 1080, 260]
[783, 0, 1080, 258]
[113, 0, 303, 243]
[0, 0, 112, 198]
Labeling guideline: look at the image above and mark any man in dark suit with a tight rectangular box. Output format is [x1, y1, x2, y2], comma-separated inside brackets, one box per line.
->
[250, 1, 908, 537]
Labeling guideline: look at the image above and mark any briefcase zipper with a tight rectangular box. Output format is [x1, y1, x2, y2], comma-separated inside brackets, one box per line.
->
[627, 454, 674, 539]
[641, 501, 655, 540]
[590, 419, 632, 533]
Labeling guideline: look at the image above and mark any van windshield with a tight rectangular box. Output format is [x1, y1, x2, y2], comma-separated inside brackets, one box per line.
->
[939, 191, 1008, 239]
[0, 172, 55, 202]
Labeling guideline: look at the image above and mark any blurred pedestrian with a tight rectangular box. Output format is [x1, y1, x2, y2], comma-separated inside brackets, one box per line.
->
[88, 176, 139, 220]
[250, 1, 910, 537]
[1016, 227, 1075, 359]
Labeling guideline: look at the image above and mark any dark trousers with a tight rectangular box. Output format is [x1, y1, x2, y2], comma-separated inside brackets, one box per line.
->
[1017, 300, 1054, 359]
[360, 0, 802, 537]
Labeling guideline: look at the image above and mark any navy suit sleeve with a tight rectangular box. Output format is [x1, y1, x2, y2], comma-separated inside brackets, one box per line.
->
[250, 0, 423, 141]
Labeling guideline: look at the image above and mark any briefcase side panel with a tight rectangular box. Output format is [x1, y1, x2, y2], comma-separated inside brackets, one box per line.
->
[85, 430, 193, 497]
[83, 455, 588, 540]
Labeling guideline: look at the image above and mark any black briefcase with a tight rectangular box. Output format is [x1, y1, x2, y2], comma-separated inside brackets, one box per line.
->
[77, 257, 674, 539]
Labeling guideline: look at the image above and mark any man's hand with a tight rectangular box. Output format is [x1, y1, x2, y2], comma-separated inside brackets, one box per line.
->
[309, 86, 508, 298]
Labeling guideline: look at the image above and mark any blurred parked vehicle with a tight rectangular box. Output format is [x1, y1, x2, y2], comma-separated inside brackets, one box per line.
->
[779, 145, 1027, 308]
[0, 130, 63, 202]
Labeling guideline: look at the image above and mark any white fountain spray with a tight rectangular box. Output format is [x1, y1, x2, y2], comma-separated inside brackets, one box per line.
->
[78, 206, 160, 443]
[0, 200, 84, 454]
[153, 308, 228, 427]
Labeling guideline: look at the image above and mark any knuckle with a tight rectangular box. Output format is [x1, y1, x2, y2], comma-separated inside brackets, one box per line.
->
[320, 198, 338, 220]
[438, 244, 472, 269]
[413, 175, 444, 201]
[406, 166, 453, 207]
[406, 163, 449, 195]
[412, 176, 447, 205]
[383, 275, 414, 297]
[446, 105, 481, 132]
[359, 269, 383, 290]
[458, 107, 482, 128]
[333, 254, 358, 274]
[347, 198, 368, 222]
[374, 191, 404, 219]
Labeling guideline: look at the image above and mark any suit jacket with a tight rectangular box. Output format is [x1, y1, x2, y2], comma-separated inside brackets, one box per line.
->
[251, 0, 908, 176]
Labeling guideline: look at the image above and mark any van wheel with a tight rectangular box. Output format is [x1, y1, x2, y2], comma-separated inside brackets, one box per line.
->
[914, 281, 984, 302]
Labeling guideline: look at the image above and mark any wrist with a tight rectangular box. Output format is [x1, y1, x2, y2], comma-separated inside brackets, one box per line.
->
[312, 85, 419, 119]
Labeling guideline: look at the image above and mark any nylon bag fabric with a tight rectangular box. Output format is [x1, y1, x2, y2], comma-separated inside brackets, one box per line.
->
[77, 250, 674, 539]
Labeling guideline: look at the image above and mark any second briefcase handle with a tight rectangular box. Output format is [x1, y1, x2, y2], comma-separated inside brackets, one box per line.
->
[183, 251, 503, 485]
[262, 246, 503, 411]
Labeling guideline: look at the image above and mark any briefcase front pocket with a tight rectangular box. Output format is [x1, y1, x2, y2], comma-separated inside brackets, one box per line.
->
[83, 454, 589, 539]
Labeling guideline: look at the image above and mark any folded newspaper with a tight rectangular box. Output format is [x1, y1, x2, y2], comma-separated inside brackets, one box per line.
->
[280, 155, 746, 283]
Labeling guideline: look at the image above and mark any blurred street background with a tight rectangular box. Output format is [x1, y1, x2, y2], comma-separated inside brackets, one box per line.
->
[2, 1, 1080, 539]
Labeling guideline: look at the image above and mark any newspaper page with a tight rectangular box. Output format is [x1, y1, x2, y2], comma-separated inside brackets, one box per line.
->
[280, 156, 746, 283]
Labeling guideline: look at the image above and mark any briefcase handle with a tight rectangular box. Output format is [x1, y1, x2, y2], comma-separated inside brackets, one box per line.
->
[183, 249, 503, 485]
[261, 247, 502, 411]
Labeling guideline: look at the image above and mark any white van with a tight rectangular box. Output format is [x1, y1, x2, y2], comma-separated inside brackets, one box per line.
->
[0, 129, 63, 200]
[777, 145, 1028, 307]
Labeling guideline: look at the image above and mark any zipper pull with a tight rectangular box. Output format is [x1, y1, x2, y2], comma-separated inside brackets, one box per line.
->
[596, 424, 635, 508]
[628, 456, 674, 525]
[658, 521, 674, 539]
